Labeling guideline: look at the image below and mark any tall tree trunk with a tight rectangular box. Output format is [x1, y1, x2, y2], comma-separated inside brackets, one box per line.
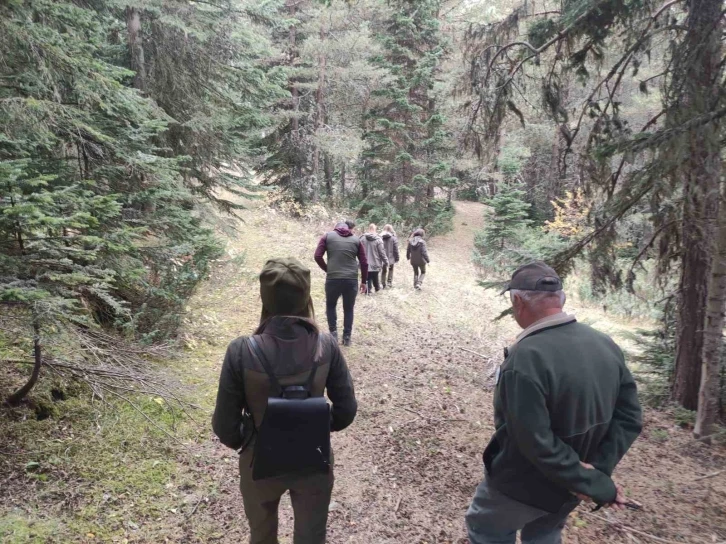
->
[695, 182, 726, 439]
[125, 8, 145, 90]
[340, 162, 346, 199]
[287, 0, 299, 137]
[311, 23, 327, 202]
[324, 154, 333, 198]
[672, 0, 723, 410]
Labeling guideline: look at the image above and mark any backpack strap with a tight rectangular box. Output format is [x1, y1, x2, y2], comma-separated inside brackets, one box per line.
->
[248, 334, 325, 397]
[304, 335, 325, 391]
[247, 336, 284, 397]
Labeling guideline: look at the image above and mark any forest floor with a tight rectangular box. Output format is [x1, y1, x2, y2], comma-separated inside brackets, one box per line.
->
[2, 200, 726, 543]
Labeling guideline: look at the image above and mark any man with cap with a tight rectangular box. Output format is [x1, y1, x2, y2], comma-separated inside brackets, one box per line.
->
[465, 261, 642, 544]
[213, 257, 357, 544]
[314, 220, 368, 346]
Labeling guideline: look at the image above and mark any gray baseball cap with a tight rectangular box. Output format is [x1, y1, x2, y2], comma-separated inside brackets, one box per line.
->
[500, 261, 563, 295]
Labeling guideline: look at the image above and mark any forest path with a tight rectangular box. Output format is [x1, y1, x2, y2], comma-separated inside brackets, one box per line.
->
[176, 201, 726, 544]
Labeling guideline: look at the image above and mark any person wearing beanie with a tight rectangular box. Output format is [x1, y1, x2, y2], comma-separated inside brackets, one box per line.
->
[212, 257, 358, 544]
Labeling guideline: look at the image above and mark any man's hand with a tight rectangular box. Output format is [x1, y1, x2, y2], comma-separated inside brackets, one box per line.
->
[360, 283, 368, 294]
[610, 484, 642, 511]
[575, 462, 639, 511]
[574, 461, 595, 501]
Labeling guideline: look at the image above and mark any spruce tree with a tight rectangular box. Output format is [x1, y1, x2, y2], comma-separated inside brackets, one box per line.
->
[484, 182, 533, 250]
[363, 0, 456, 231]
[463, 0, 726, 418]
[475, 182, 533, 274]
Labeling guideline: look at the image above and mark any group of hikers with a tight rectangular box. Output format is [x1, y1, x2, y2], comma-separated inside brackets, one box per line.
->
[314, 219, 430, 346]
[213, 250, 643, 544]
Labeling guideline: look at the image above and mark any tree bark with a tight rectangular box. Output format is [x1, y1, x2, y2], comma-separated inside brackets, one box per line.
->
[340, 162, 346, 199]
[287, 0, 299, 137]
[695, 181, 726, 439]
[125, 7, 146, 90]
[311, 22, 327, 202]
[672, 0, 723, 411]
[324, 154, 333, 198]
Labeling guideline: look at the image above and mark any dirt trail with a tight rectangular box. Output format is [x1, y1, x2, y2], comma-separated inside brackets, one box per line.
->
[179, 202, 726, 544]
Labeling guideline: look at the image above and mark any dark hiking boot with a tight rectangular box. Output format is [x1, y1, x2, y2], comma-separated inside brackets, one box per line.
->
[342, 335, 351, 347]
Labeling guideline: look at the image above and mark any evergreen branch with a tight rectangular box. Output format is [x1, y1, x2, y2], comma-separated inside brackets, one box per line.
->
[550, 172, 659, 276]
[608, 106, 726, 155]
[626, 220, 677, 292]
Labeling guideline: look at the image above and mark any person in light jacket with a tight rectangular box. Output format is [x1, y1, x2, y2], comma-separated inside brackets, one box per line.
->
[360, 223, 389, 294]
[380, 224, 400, 289]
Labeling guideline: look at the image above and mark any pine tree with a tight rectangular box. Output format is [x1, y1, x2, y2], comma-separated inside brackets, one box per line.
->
[462, 0, 726, 418]
[116, 0, 287, 210]
[474, 181, 534, 274]
[363, 0, 456, 231]
[484, 182, 532, 250]
[0, 0, 232, 338]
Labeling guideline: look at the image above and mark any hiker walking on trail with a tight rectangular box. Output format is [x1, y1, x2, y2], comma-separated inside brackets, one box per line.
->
[406, 228, 430, 290]
[212, 258, 357, 544]
[314, 220, 368, 346]
[360, 223, 389, 294]
[466, 262, 642, 544]
[380, 224, 399, 289]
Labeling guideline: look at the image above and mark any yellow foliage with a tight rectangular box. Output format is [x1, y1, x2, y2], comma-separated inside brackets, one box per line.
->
[544, 188, 590, 238]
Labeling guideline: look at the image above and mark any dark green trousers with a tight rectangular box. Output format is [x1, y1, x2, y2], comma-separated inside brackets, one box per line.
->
[239, 448, 334, 544]
[413, 263, 426, 288]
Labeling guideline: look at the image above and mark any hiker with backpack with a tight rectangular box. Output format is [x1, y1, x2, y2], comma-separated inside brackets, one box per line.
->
[360, 223, 389, 294]
[314, 219, 368, 346]
[380, 224, 399, 289]
[407, 228, 430, 290]
[212, 257, 357, 544]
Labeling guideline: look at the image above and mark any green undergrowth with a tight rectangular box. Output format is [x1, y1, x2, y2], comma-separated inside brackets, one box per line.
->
[0, 338, 221, 542]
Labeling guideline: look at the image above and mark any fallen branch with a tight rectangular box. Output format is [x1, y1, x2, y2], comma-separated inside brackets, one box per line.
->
[186, 495, 205, 519]
[459, 347, 490, 360]
[101, 386, 185, 446]
[694, 469, 723, 481]
[5, 319, 42, 406]
[403, 407, 426, 419]
[588, 513, 682, 544]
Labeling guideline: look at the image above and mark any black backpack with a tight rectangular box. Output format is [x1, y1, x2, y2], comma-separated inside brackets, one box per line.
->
[247, 336, 331, 481]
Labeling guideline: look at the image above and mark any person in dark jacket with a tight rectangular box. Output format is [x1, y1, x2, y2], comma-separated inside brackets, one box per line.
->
[465, 261, 642, 544]
[360, 223, 389, 294]
[406, 228, 430, 290]
[314, 220, 368, 345]
[212, 258, 357, 544]
[380, 224, 399, 289]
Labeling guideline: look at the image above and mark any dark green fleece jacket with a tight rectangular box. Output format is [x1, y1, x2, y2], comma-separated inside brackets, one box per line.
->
[484, 318, 642, 513]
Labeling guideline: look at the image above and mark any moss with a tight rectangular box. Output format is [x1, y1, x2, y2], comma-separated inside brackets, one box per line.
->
[0, 515, 64, 544]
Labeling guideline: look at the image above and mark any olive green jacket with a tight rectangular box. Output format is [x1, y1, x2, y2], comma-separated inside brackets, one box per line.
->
[484, 316, 642, 513]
